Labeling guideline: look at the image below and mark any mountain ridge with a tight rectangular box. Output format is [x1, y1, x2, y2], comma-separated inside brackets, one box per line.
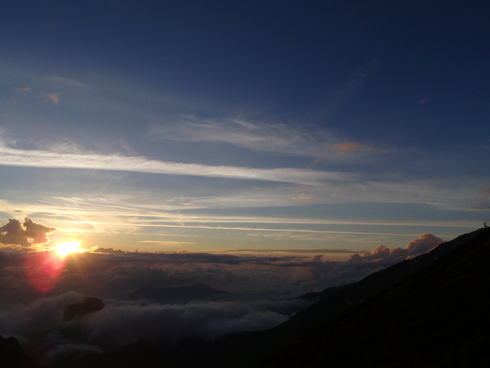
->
[258, 226, 490, 367]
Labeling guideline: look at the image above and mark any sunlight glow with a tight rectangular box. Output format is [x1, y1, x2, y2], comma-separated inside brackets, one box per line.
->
[55, 241, 83, 257]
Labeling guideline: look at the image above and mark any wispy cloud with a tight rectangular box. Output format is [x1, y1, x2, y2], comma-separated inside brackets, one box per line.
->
[150, 116, 321, 156]
[330, 142, 370, 153]
[49, 75, 89, 89]
[43, 93, 60, 104]
[292, 195, 312, 200]
[138, 240, 196, 246]
[0, 183, 482, 241]
[150, 116, 380, 161]
[0, 140, 355, 184]
[13, 87, 32, 93]
[224, 248, 360, 254]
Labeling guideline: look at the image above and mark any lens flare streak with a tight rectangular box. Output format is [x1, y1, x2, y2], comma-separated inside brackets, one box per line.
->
[24, 241, 82, 293]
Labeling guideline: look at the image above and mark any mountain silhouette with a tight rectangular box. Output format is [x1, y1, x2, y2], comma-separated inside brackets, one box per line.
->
[296, 284, 349, 302]
[0, 335, 45, 368]
[259, 227, 490, 367]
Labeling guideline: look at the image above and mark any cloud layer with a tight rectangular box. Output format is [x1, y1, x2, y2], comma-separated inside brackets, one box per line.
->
[0, 220, 445, 364]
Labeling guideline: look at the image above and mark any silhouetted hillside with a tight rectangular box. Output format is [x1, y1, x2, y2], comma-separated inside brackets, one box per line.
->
[259, 227, 490, 367]
[0, 335, 45, 368]
[296, 284, 349, 302]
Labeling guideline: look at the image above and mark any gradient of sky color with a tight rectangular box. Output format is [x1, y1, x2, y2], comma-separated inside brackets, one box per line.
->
[1, 1, 489, 256]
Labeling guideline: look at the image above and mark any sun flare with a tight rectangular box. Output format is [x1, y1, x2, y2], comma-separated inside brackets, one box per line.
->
[55, 241, 83, 257]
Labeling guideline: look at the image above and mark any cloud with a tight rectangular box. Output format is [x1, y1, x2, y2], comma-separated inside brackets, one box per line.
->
[43, 93, 60, 104]
[149, 116, 380, 162]
[64, 296, 105, 321]
[0, 218, 55, 247]
[91, 247, 125, 254]
[330, 142, 369, 153]
[227, 249, 358, 254]
[49, 75, 89, 89]
[0, 290, 305, 360]
[0, 138, 355, 184]
[0, 247, 312, 355]
[349, 233, 444, 262]
[13, 87, 31, 93]
[0, 228, 443, 307]
[150, 116, 322, 157]
[138, 240, 196, 246]
[23, 218, 56, 244]
[311, 141, 374, 166]
[0, 219, 29, 247]
[405, 233, 445, 255]
[292, 195, 312, 200]
[85, 300, 297, 347]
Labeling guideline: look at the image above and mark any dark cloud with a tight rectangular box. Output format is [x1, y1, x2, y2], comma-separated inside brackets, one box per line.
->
[0, 218, 55, 247]
[64, 297, 105, 321]
[92, 247, 125, 254]
[23, 219, 56, 244]
[0, 219, 29, 247]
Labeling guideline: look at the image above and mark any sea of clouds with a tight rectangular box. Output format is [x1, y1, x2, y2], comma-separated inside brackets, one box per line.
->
[0, 218, 443, 364]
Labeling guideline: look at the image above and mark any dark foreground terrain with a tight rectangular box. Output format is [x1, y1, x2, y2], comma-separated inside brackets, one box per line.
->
[3, 227, 490, 368]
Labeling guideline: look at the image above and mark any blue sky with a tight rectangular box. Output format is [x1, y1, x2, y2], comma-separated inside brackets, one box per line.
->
[1, 1, 489, 256]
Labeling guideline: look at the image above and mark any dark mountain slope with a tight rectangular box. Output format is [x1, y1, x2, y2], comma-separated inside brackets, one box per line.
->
[265, 227, 482, 344]
[0, 335, 45, 368]
[209, 228, 487, 365]
[259, 227, 490, 367]
[297, 284, 349, 302]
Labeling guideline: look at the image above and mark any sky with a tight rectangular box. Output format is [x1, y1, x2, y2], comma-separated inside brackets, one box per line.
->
[1, 1, 490, 255]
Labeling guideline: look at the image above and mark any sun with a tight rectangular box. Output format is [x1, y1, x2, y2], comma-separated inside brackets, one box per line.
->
[55, 241, 83, 257]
